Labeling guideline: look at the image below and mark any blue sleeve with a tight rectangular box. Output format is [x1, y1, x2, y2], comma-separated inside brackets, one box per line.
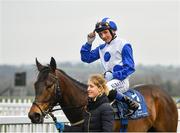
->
[113, 44, 135, 80]
[80, 42, 100, 63]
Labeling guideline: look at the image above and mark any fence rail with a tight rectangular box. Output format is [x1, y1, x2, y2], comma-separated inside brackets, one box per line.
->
[0, 98, 32, 116]
[0, 98, 68, 132]
[0, 115, 69, 132]
[0, 98, 63, 116]
[0, 98, 179, 132]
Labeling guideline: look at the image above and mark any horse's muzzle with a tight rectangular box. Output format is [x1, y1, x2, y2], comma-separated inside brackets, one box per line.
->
[28, 112, 44, 124]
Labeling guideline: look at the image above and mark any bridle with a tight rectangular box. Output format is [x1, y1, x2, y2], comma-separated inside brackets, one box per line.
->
[32, 68, 62, 116]
[32, 69, 86, 126]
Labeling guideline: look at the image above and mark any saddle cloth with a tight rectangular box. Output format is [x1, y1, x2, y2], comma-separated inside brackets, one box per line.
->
[112, 88, 149, 120]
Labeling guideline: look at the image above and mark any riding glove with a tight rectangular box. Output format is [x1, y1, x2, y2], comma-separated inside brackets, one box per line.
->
[108, 89, 117, 102]
[87, 32, 96, 44]
[104, 71, 114, 81]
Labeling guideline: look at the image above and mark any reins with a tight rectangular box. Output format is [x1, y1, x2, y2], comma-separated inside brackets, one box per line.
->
[49, 73, 86, 112]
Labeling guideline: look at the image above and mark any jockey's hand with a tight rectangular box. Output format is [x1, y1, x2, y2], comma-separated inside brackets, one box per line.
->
[108, 89, 117, 102]
[87, 31, 96, 44]
[104, 71, 113, 81]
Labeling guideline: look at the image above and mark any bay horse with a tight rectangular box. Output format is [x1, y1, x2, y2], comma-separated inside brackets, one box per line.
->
[28, 57, 178, 132]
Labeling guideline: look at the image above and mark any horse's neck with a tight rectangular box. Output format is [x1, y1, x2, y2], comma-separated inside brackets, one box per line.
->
[61, 105, 84, 124]
[57, 70, 87, 104]
[60, 85, 86, 123]
[57, 71, 87, 123]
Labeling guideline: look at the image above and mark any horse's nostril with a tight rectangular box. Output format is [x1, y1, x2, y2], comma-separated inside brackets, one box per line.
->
[29, 112, 43, 123]
[34, 112, 41, 118]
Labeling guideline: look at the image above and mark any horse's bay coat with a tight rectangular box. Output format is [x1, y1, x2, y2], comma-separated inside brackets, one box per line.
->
[29, 57, 178, 132]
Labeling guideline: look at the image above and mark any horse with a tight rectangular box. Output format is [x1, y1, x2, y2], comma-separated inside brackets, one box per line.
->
[28, 57, 178, 132]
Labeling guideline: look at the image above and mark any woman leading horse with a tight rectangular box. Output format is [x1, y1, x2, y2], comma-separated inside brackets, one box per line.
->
[28, 57, 178, 132]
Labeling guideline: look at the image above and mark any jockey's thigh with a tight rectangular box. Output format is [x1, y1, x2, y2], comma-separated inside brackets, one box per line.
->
[106, 79, 129, 93]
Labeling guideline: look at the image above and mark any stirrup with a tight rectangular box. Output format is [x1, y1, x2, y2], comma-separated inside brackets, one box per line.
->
[124, 96, 139, 109]
[129, 101, 139, 109]
[124, 108, 137, 117]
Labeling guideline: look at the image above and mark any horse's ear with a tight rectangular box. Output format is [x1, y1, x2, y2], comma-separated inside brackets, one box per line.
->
[36, 58, 44, 71]
[50, 57, 56, 72]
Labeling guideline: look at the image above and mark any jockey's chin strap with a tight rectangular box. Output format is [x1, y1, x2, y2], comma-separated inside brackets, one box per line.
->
[107, 34, 117, 44]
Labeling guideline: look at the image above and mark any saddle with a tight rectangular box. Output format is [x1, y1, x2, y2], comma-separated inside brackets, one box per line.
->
[112, 88, 149, 120]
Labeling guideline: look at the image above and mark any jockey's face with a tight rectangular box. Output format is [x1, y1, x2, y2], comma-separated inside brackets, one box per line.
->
[98, 29, 112, 43]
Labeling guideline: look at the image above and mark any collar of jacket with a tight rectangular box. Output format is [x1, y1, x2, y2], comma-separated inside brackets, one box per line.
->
[87, 93, 109, 111]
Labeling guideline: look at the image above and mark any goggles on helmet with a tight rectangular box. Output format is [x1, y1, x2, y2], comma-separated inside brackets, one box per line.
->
[95, 22, 110, 33]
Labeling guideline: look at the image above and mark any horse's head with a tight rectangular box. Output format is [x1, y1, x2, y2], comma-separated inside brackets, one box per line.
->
[28, 57, 60, 123]
[29, 57, 88, 124]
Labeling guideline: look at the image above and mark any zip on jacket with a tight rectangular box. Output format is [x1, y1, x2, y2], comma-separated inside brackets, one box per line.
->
[86, 110, 91, 132]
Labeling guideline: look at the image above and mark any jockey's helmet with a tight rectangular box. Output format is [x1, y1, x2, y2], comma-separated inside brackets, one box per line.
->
[95, 17, 117, 33]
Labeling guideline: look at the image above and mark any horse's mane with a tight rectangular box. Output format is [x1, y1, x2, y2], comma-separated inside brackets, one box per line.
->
[38, 65, 88, 92]
[57, 68, 88, 91]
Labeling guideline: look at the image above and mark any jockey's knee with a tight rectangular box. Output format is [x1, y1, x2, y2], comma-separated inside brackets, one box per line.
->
[106, 79, 129, 93]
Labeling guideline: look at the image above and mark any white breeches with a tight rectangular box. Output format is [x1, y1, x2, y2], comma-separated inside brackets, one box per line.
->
[106, 79, 129, 93]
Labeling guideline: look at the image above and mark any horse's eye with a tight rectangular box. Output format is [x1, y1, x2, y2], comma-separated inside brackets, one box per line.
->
[46, 81, 51, 87]
[46, 80, 53, 88]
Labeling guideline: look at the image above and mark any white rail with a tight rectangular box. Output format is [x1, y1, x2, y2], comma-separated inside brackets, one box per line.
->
[0, 98, 179, 132]
[0, 98, 68, 132]
[178, 109, 180, 131]
[0, 115, 69, 132]
[0, 98, 32, 116]
[0, 98, 64, 116]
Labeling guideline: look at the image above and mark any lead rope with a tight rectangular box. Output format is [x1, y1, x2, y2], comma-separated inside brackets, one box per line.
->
[49, 112, 64, 133]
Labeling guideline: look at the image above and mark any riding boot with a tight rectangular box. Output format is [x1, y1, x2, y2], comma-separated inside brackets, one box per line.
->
[108, 90, 139, 116]
[122, 95, 139, 117]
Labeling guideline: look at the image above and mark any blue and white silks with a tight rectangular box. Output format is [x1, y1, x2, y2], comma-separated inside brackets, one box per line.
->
[80, 37, 135, 81]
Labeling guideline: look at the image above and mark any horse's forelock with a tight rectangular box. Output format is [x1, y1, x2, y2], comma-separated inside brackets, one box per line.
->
[37, 66, 51, 80]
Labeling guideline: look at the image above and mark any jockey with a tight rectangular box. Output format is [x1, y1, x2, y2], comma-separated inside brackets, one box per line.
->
[80, 17, 139, 117]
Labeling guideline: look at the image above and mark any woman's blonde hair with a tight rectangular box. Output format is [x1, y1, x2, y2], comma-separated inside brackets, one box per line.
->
[88, 74, 109, 96]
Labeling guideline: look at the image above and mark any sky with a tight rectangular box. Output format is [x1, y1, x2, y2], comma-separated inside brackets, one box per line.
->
[0, 0, 179, 66]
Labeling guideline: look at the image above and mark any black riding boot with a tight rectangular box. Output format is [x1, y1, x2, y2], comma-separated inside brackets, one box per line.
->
[122, 96, 139, 117]
[108, 89, 139, 116]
